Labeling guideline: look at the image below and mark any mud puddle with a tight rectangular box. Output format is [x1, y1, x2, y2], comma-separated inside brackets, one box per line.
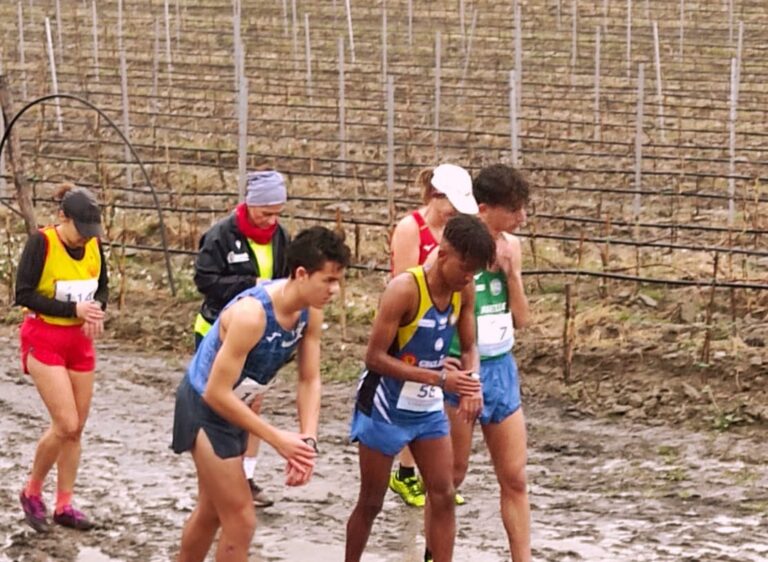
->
[0, 335, 765, 561]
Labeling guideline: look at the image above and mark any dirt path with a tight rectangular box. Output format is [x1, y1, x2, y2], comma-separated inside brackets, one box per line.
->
[0, 336, 765, 562]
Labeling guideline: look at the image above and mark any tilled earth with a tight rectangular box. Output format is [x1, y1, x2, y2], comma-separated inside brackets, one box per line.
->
[0, 333, 766, 562]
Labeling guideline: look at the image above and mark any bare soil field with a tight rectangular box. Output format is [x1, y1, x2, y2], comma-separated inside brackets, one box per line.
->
[0, 0, 766, 560]
[0, 322, 765, 562]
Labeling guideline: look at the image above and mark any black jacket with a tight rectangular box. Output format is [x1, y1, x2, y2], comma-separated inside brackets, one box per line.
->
[194, 213, 290, 324]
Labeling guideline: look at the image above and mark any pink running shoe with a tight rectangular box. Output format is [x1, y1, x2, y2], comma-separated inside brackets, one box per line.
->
[20, 491, 49, 533]
[53, 505, 94, 531]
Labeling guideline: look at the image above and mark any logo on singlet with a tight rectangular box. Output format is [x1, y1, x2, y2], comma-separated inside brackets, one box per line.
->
[265, 331, 281, 342]
[490, 278, 503, 296]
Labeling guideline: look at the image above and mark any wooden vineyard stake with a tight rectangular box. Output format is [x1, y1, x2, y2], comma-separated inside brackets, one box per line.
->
[700, 253, 719, 374]
[563, 283, 574, 383]
[336, 209, 347, 341]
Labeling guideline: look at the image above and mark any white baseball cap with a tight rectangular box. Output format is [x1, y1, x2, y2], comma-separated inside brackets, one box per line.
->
[431, 164, 478, 215]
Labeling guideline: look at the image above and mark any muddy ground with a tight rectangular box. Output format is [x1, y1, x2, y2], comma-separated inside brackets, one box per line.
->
[0, 323, 765, 562]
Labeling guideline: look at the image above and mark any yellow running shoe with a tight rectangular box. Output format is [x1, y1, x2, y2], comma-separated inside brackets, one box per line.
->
[388, 471, 426, 507]
[454, 491, 466, 505]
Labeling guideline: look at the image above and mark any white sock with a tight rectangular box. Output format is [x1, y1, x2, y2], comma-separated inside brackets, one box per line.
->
[242, 456, 258, 480]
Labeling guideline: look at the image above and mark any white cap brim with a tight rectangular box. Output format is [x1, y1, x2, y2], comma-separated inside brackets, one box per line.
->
[445, 193, 479, 215]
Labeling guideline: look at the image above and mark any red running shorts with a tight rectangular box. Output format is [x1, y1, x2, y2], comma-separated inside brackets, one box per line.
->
[19, 316, 96, 374]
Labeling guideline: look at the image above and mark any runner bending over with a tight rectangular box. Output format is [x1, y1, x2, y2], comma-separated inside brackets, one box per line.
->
[346, 214, 495, 562]
[193, 168, 291, 508]
[173, 227, 350, 562]
[388, 163, 477, 508]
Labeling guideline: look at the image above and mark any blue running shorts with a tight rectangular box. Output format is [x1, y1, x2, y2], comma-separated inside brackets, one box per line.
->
[349, 408, 449, 457]
[445, 353, 521, 425]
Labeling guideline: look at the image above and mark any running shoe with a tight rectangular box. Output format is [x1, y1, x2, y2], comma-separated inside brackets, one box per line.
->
[424, 547, 433, 562]
[19, 491, 49, 533]
[388, 471, 426, 507]
[455, 491, 466, 505]
[53, 505, 94, 531]
[247, 479, 274, 508]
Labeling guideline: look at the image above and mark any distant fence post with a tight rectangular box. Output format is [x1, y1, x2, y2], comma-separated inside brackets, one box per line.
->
[727, 57, 738, 226]
[55, 0, 64, 66]
[407, 0, 413, 45]
[652, 21, 666, 142]
[381, 1, 387, 87]
[92, 1, 100, 83]
[386, 75, 395, 229]
[571, 0, 578, 69]
[164, 0, 174, 88]
[678, 0, 684, 62]
[344, 0, 356, 63]
[304, 14, 313, 101]
[338, 38, 347, 175]
[44, 17, 64, 133]
[514, 3, 522, 112]
[459, 8, 478, 94]
[562, 283, 574, 383]
[594, 26, 601, 142]
[434, 31, 441, 157]
[18, 2, 28, 99]
[626, 0, 632, 79]
[237, 40, 248, 202]
[633, 64, 644, 234]
[509, 70, 519, 165]
[291, 0, 298, 71]
[118, 0, 133, 193]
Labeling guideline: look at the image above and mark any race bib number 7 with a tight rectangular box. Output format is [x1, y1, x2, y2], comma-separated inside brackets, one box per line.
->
[477, 312, 514, 355]
[396, 381, 444, 412]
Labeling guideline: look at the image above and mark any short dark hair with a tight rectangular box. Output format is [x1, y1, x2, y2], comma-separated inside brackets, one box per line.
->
[286, 226, 351, 277]
[473, 164, 530, 211]
[443, 214, 496, 270]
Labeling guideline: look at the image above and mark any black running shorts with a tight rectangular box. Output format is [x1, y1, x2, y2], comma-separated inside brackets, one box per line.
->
[171, 377, 248, 459]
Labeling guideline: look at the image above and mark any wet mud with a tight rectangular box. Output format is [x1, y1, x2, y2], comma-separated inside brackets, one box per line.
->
[0, 333, 765, 561]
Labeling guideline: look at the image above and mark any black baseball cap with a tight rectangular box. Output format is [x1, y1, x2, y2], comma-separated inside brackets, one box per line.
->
[61, 188, 103, 239]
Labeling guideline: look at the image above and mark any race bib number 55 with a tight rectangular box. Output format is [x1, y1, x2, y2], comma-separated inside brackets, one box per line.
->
[396, 381, 444, 412]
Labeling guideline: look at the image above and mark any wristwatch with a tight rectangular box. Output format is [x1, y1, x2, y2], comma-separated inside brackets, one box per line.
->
[437, 370, 447, 389]
[302, 437, 319, 453]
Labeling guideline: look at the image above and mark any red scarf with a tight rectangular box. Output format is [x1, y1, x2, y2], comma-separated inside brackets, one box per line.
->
[235, 203, 278, 244]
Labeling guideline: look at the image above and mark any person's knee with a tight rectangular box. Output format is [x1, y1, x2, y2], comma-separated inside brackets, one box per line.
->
[452, 456, 469, 488]
[193, 504, 220, 529]
[424, 477, 455, 509]
[53, 416, 83, 441]
[356, 491, 385, 522]
[221, 504, 256, 544]
[499, 463, 527, 496]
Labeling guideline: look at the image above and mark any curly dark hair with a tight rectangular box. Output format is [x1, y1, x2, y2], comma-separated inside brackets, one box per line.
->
[443, 214, 496, 270]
